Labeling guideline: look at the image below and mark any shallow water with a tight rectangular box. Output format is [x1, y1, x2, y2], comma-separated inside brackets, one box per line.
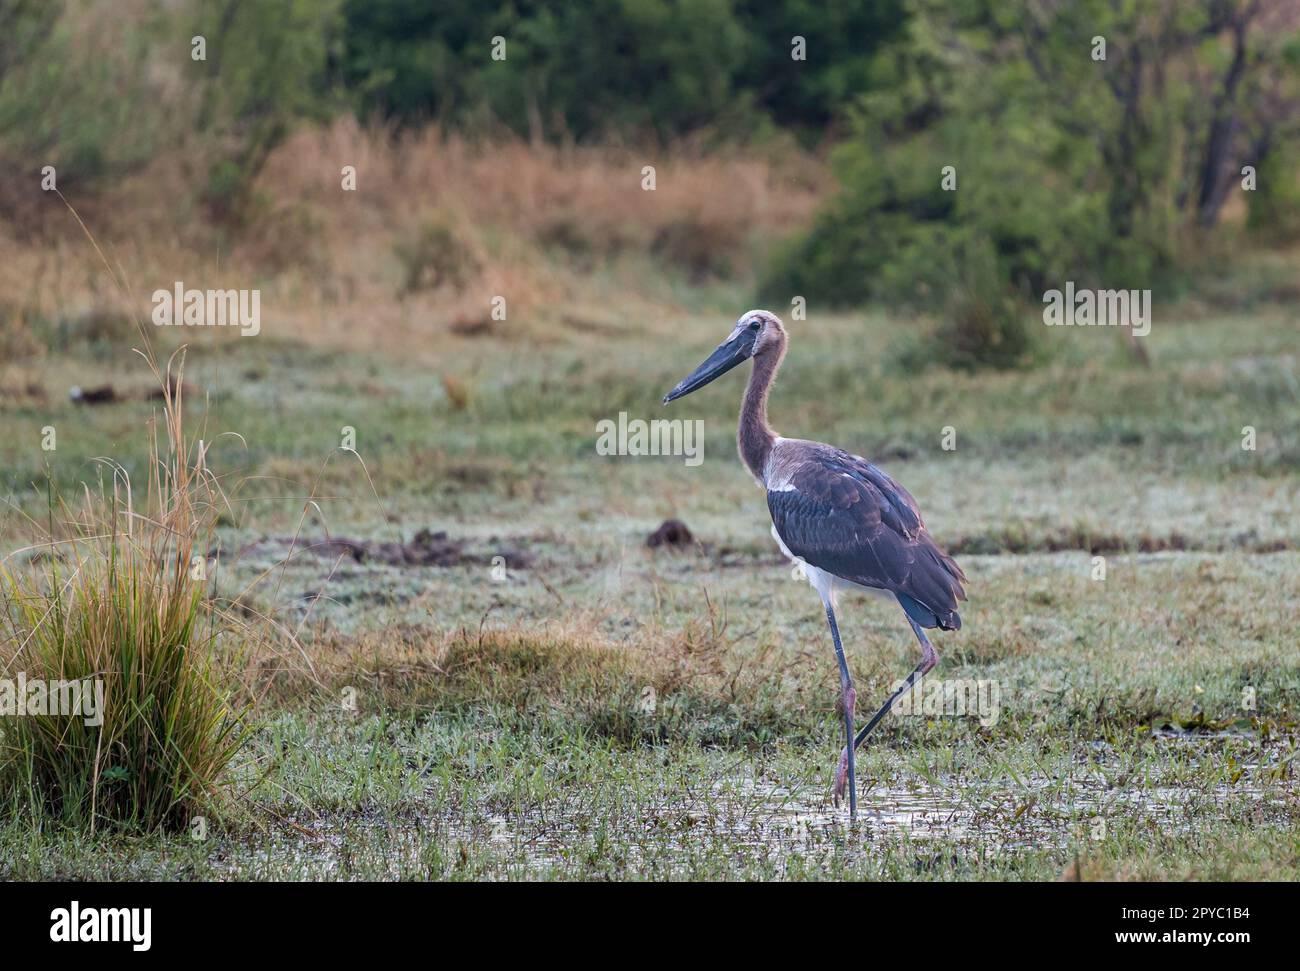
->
[211, 755, 1286, 879]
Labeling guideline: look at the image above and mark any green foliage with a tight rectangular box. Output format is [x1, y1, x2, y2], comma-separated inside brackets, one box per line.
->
[887, 237, 1036, 372]
[340, 0, 749, 139]
[762, 0, 1300, 369]
[336, 0, 907, 139]
[732, 0, 908, 131]
[1248, 149, 1300, 240]
[0, 1, 160, 207]
[193, 0, 343, 220]
[0, 0, 343, 224]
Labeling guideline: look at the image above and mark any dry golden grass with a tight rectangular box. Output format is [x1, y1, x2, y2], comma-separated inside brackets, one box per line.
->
[0, 351, 252, 831]
[253, 611, 683, 707]
[0, 119, 827, 359]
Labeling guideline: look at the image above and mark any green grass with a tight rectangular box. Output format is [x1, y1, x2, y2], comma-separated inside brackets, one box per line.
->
[0, 306, 1297, 879]
[0, 359, 250, 832]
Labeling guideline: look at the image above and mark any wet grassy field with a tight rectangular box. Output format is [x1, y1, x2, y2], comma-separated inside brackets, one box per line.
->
[1, 304, 1298, 879]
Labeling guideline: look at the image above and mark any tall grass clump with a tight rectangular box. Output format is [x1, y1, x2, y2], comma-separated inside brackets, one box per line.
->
[0, 356, 249, 832]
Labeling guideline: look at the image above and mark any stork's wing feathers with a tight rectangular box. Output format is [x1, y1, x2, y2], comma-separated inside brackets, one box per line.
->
[767, 441, 966, 630]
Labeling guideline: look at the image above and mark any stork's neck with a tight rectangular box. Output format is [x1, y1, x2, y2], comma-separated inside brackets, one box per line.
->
[738, 345, 784, 483]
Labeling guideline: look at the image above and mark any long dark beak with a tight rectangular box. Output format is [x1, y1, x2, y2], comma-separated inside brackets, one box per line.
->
[662, 330, 757, 404]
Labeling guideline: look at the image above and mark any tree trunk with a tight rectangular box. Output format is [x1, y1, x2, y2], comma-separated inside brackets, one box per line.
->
[1196, 12, 1253, 227]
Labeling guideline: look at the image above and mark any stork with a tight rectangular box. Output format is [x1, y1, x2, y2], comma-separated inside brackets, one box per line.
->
[663, 310, 967, 816]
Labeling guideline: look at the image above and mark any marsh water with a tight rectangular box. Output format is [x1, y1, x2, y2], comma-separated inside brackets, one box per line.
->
[212, 749, 1280, 879]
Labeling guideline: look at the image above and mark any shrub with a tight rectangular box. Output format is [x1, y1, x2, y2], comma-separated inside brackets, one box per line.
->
[395, 219, 479, 295]
[760, 0, 1300, 369]
[334, 0, 908, 140]
[0, 357, 250, 832]
[0, 1, 161, 225]
[191, 0, 342, 222]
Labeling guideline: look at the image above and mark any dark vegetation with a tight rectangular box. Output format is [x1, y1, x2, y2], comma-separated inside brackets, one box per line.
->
[4, 1, 1295, 367]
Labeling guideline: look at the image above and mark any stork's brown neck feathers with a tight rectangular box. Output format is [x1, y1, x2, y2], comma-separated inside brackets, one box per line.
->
[738, 337, 785, 483]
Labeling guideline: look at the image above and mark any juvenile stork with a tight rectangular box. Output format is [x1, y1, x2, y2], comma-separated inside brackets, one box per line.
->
[663, 310, 967, 816]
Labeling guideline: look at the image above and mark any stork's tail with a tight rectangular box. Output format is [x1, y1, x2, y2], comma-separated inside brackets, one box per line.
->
[896, 591, 961, 631]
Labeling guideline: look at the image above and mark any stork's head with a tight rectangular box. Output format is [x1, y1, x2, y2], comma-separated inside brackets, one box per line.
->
[662, 310, 786, 404]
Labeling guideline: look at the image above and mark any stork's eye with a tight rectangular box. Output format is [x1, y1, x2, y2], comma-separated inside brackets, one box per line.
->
[747, 319, 762, 331]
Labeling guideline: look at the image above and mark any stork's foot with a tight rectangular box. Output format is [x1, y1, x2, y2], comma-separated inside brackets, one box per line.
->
[832, 746, 850, 805]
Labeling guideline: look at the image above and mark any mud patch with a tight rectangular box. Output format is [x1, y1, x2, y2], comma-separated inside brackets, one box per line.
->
[647, 519, 694, 549]
[69, 384, 118, 405]
[948, 526, 1291, 556]
[237, 530, 534, 569]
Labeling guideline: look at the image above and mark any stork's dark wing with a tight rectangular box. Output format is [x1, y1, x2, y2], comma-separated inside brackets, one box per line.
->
[767, 441, 967, 630]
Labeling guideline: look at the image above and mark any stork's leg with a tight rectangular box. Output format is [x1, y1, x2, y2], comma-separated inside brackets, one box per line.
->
[849, 616, 939, 753]
[824, 603, 857, 816]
